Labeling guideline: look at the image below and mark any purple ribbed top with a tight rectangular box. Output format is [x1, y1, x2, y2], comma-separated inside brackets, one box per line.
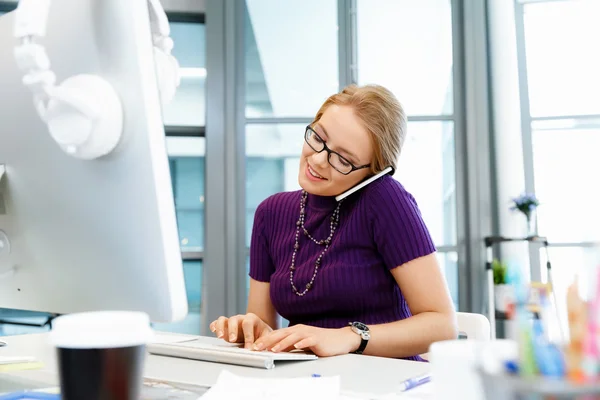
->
[249, 175, 436, 361]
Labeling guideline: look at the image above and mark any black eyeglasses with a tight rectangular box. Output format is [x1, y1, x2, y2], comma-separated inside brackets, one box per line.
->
[304, 126, 370, 175]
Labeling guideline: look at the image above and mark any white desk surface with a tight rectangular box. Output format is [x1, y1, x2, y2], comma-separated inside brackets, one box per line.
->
[0, 332, 431, 398]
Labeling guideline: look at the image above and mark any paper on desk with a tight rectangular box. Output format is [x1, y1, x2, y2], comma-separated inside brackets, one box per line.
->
[0, 356, 43, 373]
[0, 356, 36, 365]
[200, 370, 341, 400]
[341, 381, 432, 400]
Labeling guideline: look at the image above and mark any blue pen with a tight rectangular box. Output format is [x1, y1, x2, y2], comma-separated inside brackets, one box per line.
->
[399, 374, 431, 392]
[0, 392, 59, 400]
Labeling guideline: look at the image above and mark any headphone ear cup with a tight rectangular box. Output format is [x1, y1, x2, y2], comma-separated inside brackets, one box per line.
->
[44, 74, 123, 159]
[153, 46, 180, 106]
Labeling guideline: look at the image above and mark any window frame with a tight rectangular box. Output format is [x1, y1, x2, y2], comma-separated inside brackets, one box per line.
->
[239, 0, 483, 315]
[158, 13, 207, 334]
[165, 12, 206, 264]
[514, 0, 600, 283]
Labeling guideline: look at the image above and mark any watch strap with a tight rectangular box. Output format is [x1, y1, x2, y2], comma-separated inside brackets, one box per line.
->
[355, 336, 368, 354]
[349, 322, 370, 354]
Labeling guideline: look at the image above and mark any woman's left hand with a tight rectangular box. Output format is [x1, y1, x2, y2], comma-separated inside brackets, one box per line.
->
[251, 325, 361, 357]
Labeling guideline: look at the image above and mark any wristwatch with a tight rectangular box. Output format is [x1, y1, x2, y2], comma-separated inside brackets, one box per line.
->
[348, 321, 370, 354]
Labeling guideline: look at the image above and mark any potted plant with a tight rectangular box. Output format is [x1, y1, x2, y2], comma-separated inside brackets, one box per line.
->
[492, 258, 512, 313]
[510, 193, 540, 237]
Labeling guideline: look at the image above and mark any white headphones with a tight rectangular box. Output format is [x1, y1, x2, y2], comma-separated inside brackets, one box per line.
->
[12, 0, 180, 160]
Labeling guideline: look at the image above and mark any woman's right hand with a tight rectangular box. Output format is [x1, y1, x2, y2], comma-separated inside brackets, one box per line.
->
[209, 313, 273, 349]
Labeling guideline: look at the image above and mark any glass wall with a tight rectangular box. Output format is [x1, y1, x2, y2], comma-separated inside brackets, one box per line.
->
[522, 0, 599, 118]
[356, 0, 458, 307]
[154, 20, 206, 335]
[356, 0, 454, 116]
[244, 0, 337, 295]
[516, 0, 600, 333]
[245, 0, 338, 118]
[243, 0, 460, 310]
[163, 21, 206, 127]
[154, 137, 205, 335]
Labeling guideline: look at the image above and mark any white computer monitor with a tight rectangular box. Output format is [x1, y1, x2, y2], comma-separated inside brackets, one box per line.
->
[0, 0, 188, 322]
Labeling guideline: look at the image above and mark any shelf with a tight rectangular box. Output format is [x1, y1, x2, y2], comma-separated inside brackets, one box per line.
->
[484, 236, 548, 247]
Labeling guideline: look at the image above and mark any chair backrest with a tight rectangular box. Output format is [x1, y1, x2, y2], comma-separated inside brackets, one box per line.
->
[456, 312, 491, 340]
[421, 312, 490, 360]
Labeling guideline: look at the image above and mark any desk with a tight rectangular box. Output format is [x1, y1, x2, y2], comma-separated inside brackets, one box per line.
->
[0, 332, 431, 397]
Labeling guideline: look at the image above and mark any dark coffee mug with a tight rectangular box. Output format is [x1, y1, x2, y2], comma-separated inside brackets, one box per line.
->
[50, 311, 153, 400]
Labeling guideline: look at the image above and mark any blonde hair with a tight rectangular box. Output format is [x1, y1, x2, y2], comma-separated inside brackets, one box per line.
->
[311, 84, 407, 174]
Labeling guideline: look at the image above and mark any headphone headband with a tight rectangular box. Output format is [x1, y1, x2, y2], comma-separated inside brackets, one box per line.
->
[13, 0, 180, 160]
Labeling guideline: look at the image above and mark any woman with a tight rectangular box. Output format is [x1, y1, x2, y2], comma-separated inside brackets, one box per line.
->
[210, 84, 457, 361]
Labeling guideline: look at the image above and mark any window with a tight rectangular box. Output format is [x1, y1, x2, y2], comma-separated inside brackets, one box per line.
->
[245, 124, 305, 243]
[519, 1, 600, 244]
[357, 0, 458, 306]
[163, 21, 206, 127]
[437, 252, 459, 307]
[396, 122, 456, 247]
[522, 0, 600, 118]
[152, 260, 203, 335]
[244, 0, 337, 305]
[356, 0, 454, 116]
[245, 0, 338, 118]
[243, 0, 460, 311]
[168, 139, 206, 252]
[151, 19, 206, 335]
[532, 119, 600, 243]
[516, 0, 600, 336]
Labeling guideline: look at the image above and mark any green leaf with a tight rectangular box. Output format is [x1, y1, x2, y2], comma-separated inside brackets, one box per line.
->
[492, 258, 508, 285]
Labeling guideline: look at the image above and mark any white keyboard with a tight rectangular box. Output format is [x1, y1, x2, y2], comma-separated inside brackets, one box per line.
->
[148, 335, 317, 368]
[171, 339, 316, 359]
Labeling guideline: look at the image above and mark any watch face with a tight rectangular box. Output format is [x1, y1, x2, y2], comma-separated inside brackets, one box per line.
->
[352, 322, 369, 332]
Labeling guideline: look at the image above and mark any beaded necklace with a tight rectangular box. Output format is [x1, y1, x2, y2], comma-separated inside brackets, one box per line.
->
[289, 190, 343, 296]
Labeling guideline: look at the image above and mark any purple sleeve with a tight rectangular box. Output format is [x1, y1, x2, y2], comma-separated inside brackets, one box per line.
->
[248, 200, 275, 282]
[369, 180, 436, 270]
